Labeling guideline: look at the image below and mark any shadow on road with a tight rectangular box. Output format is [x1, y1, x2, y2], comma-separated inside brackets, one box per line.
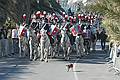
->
[76, 50, 109, 64]
[0, 42, 109, 80]
[53, 41, 109, 65]
[73, 70, 83, 73]
[53, 50, 109, 64]
[0, 57, 35, 80]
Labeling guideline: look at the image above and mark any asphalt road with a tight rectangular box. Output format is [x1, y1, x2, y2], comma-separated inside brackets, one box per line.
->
[0, 41, 119, 80]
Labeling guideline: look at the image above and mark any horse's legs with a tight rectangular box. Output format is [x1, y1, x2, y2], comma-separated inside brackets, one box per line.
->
[55, 44, 60, 57]
[57, 44, 60, 56]
[49, 46, 54, 58]
[24, 44, 29, 57]
[67, 47, 71, 60]
[79, 45, 82, 57]
[40, 43, 44, 61]
[48, 46, 51, 56]
[22, 44, 26, 57]
[19, 39, 22, 57]
[44, 48, 48, 62]
[52, 46, 56, 58]
[76, 43, 80, 57]
[37, 45, 41, 58]
[53, 44, 59, 58]
[29, 41, 33, 60]
[33, 45, 38, 61]
[30, 49, 33, 60]
[63, 47, 66, 59]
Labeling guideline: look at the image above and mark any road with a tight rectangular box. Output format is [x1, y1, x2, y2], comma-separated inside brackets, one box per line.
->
[0, 41, 119, 80]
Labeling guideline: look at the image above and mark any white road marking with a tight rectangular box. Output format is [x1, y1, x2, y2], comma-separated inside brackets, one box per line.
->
[73, 58, 80, 80]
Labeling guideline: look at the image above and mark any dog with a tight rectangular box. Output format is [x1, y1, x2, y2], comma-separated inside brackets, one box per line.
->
[66, 64, 73, 72]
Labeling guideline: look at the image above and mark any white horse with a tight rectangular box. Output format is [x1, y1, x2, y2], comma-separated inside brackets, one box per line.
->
[40, 29, 50, 62]
[75, 34, 85, 58]
[60, 30, 72, 60]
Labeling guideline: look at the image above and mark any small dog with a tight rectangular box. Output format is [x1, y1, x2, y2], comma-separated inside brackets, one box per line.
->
[66, 64, 73, 72]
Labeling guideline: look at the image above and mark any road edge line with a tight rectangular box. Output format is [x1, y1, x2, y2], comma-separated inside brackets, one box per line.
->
[73, 58, 80, 80]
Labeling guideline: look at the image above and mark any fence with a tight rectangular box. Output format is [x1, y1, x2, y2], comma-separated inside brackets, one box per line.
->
[107, 42, 120, 75]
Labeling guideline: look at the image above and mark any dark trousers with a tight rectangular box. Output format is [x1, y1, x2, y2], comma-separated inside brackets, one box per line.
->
[12, 38, 19, 54]
[101, 40, 106, 50]
[69, 35, 75, 45]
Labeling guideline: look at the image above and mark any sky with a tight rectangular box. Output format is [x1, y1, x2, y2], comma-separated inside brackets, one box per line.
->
[67, 0, 88, 5]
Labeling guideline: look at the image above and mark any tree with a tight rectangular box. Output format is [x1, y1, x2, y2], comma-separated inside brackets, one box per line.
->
[85, 0, 120, 41]
[0, 0, 64, 29]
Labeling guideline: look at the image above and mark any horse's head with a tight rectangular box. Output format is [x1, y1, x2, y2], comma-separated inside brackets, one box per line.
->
[61, 29, 66, 37]
[31, 21, 37, 28]
[40, 29, 47, 38]
[61, 29, 68, 42]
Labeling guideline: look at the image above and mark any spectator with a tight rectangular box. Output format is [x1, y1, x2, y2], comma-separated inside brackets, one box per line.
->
[91, 32, 97, 51]
[0, 28, 8, 57]
[91, 27, 97, 51]
[100, 28, 108, 50]
[12, 28, 19, 55]
[96, 30, 100, 41]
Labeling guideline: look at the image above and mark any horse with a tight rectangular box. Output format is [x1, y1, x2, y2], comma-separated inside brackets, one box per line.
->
[48, 31, 62, 58]
[28, 19, 45, 61]
[75, 34, 85, 58]
[60, 29, 72, 60]
[40, 29, 50, 62]
[29, 29, 39, 61]
[18, 24, 30, 58]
